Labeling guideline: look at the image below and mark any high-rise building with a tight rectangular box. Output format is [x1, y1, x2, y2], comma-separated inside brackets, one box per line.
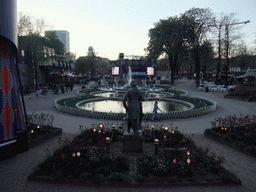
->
[45, 30, 70, 54]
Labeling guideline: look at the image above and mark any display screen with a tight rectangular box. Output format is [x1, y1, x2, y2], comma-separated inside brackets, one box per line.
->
[112, 67, 119, 75]
[147, 67, 154, 75]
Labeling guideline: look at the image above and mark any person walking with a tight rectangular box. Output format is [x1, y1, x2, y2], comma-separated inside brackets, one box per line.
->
[151, 101, 162, 121]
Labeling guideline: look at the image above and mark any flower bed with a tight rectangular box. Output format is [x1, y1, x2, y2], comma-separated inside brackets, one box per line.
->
[27, 113, 62, 148]
[28, 123, 241, 187]
[204, 114, 256, 158]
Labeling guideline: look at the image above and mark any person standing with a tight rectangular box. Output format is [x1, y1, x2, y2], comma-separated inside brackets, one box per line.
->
[151, 101, 162, 121]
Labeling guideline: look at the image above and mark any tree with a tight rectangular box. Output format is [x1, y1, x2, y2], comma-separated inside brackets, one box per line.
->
[75, 56, 95, 76]
[95, 58, 111, 75]
[182, 8, 216, 87]
[200, 40, 215, 78]
[45, 31, 64, 55]
[156, 57, 169, 71]
[18, 12, 49, 36]
[18, 12, 52, 89]
[146, 16, 186, 85]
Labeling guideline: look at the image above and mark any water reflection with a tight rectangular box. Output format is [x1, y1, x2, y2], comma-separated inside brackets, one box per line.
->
[78, 100, 191, 113]
[93, 92, 173, 98]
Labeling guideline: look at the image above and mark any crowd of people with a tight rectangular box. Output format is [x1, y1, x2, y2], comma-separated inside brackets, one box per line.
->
[22, 81, 75, 97]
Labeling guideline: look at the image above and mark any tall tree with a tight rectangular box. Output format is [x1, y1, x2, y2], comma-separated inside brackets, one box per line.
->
[146, 16, 185, 85]
[200, 40, 215, 79]
[18, 12, 52, 89]
[75, 56, 95, 76]
[182, 8, 215, 87]
[45, 31, 64, 55]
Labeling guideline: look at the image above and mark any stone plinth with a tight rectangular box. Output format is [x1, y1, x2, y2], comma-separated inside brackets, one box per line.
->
[123, 131, 143, 152]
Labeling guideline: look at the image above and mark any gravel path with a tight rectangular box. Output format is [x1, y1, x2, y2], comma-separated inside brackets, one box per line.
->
[0, 79, 255, 192]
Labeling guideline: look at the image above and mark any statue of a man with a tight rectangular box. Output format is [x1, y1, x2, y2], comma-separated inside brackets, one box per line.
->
[123, 80, 145, 134]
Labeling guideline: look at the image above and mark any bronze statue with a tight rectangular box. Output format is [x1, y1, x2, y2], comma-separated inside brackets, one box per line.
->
[123, 80, 145, 134]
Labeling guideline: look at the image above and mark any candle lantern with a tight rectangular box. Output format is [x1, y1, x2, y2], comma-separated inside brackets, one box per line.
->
[99, 123, 104, 129]
[106, 137, 111, 143]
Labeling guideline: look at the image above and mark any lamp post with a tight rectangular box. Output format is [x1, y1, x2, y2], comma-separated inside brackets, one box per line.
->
[154, 139, 159, 155]
[106, 137, 110, 153]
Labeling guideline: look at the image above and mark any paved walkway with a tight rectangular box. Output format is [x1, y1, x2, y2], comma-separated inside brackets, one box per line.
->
[0, 78, 255, 191]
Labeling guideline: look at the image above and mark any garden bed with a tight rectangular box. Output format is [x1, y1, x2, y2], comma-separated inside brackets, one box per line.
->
[28, 126, 62, 148]
[28, 125, 241, 187]
[27, 113, 62, 148]
[204, 114, 256, 158]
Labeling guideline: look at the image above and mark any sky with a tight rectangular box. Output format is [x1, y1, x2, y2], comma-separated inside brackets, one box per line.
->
[18, 0, 256, 60]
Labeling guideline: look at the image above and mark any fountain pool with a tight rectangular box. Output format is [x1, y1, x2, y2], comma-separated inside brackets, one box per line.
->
[77, 99, 193, 113]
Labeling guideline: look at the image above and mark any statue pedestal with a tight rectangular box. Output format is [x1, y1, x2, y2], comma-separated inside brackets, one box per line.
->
[123, 131, 143, 152]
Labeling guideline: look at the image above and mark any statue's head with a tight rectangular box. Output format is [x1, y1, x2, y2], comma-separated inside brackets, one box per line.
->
[130, 80, 138, 87]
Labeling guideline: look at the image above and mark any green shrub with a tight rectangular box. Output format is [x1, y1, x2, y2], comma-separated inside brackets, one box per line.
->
[107, 172, 131, 183]
[79, 172, 92, 181]
[91, 174, 104, 185]
[137, 155, 154, 176]
[135, 174, 147, 183]
[111, 155, 130, 172]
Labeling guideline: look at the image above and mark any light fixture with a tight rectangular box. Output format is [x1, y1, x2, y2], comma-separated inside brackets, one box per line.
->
[106, 137, 110, 143]
[173, 159, 177, 164]
[76, 152, 81, 157]
[187, 158, 191, 164]
[164, 127, 168, 131]
[99, 123, 103, 129]
[72, 153, 76, 157]
[93, 128, 96, 132]
[112, 125, 116, 130]
[37, 125, 40, 129]
[187, 151, 190, 156]
[154, 139, 159, 145]
[31, 130, 34, 134]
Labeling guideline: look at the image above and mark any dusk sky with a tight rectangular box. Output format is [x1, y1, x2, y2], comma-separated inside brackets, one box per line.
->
[18, 0, 256, 60]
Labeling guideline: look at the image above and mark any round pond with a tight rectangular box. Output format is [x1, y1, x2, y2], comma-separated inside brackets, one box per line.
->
[77, 100, 193, 114]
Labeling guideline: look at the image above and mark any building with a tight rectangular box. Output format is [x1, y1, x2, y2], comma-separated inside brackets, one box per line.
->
[88, 46, 94, 57]
[111, 59, 154, 79]
[45, 30, 70, 53]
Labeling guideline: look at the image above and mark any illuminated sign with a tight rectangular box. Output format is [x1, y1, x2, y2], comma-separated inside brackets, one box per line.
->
[112, 67, 119, 75]
[147, 67, 154, 75]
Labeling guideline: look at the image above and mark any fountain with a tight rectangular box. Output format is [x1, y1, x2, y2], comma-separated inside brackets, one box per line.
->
[127, 65, 132, 85]
[56, 64, 217, 120]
